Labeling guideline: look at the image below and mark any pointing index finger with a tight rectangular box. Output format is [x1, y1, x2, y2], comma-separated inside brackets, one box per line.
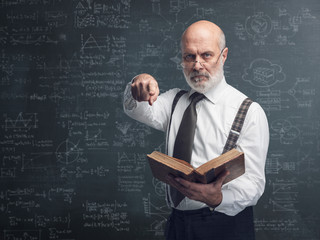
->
[147, 80, 158, 105]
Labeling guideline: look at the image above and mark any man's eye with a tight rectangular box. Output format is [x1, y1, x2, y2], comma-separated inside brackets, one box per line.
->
[184, 54, 195, 62]
[203, 53, 212, 59]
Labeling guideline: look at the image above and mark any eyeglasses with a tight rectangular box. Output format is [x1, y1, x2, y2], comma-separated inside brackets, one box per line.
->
[180, 48, 225, 69]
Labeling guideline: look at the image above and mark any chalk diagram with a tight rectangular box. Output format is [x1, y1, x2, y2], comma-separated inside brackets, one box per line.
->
[85, 129, 105, 141]
[270, 182, 298, 212]
[270, 119, 300, 144]
[152, 178, 166, 197]
[287, 77, 315, 108]
[55, 139, 81, 164]
[266, 152, 284, 175]
[143, 193, 170, 236]
[3, 112, 38, 132]
[266, 147, 316, 177]
[80, 34, 107, 54]
[85, 129, 109, 149]
[242, 58, 286, 87]
[245, 12, 273, 39]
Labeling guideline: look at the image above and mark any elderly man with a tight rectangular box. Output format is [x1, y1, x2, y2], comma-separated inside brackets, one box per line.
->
[123, 20, 269, 240]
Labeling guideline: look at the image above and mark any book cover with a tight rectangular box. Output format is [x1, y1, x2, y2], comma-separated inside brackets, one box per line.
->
[147, 148, 245, 185]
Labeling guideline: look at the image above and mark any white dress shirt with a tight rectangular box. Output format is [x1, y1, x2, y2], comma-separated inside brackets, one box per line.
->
[123, 77, 269, 216]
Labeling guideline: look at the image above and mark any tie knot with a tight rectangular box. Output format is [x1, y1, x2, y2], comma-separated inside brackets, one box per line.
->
[190, 92, 205, 104]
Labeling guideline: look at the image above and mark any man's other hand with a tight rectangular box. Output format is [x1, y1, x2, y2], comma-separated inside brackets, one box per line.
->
[166, 170, 230, 208]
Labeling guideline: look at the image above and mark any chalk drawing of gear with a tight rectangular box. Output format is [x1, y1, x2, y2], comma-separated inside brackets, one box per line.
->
[271, 119, 300, 142]
[152, 178, 166, 197]
[242, 58, 286, 87]
[245, 12, 273, 38]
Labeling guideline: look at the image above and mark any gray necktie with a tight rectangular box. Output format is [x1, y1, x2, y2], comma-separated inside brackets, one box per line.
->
[170, 92, 205, 207]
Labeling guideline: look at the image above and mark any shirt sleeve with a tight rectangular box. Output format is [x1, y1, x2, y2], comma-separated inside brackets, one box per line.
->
[123, 81, 180, 132]
[214, 102, 269, 216]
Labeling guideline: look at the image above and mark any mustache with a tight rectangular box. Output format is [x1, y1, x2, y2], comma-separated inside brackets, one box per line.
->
[189, 72, 210, 82]
[189, 72, 210, 78]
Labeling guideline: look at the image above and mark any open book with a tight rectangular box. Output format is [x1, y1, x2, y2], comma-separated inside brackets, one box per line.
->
[147, 148, 245, 184]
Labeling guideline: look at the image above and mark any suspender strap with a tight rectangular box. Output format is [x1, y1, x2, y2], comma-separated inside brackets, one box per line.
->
[171, 90, 188, 117]
[166, 89, 188, 153]
[166, 90, 187, 206]
[223, 97, 253, 154]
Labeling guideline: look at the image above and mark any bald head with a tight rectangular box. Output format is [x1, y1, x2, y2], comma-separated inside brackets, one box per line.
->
[181, 20, 226, 51]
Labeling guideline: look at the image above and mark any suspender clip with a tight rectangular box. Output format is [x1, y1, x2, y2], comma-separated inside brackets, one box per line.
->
[230, 129, 240, 135]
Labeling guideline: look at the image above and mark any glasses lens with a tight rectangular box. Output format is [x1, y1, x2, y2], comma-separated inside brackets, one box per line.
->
[181, 61, 206, 68]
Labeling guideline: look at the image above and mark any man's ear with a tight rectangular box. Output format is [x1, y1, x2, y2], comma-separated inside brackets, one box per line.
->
[222, 47, 228, 64]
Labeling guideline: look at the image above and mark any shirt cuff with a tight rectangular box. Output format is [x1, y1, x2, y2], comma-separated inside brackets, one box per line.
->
[123, 82, 137, 111]
[214, 189, 235, 213]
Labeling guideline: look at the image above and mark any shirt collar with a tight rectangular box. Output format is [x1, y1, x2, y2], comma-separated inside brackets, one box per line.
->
[188, 76, 228, 104]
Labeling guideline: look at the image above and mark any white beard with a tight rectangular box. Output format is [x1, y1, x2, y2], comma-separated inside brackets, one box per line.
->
[183, 60, 224, 94]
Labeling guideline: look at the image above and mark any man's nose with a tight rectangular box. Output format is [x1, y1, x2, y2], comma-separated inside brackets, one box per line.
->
[193, 59, 204, 71]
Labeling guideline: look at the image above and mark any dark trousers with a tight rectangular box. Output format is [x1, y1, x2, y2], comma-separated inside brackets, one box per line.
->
[165, 207, 255, 240]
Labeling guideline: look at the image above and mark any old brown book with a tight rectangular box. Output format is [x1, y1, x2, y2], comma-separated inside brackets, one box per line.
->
[147, 148, 245, 184]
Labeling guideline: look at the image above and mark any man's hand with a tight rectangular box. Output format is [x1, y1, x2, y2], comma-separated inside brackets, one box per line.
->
[166, 170, 230, 208]
[131, 73, 159, 106]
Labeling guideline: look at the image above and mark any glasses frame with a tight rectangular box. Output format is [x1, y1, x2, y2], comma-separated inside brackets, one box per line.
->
[180, 47, 226, 69]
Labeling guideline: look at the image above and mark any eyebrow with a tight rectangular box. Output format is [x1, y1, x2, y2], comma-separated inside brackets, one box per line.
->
[182, 50, 215, 56]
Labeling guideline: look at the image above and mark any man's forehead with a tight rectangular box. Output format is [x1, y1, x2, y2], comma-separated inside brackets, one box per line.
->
[182, 27, 220, 48]
[181, 34, 220, 52]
